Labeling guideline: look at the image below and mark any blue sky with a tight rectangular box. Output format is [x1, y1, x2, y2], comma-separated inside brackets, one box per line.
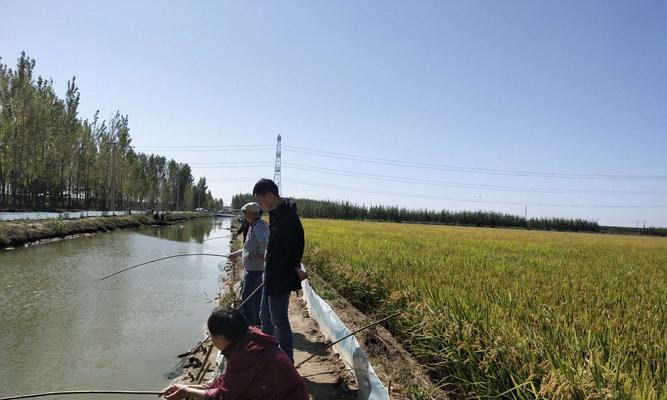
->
[1, 1, 666, 226]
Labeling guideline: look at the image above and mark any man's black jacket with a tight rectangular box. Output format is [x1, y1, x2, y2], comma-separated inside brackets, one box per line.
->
[265, 199, 304, 295]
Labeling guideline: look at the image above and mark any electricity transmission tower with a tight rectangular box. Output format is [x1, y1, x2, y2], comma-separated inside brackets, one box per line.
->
[274, 135, 282, 194]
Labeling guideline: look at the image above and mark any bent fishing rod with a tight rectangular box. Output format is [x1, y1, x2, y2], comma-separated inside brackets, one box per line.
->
[100, 253, 229, 281]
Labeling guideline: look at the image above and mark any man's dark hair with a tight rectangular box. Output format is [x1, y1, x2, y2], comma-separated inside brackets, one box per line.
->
[207, 308, 248, 341]
[253, 179, 279, 197]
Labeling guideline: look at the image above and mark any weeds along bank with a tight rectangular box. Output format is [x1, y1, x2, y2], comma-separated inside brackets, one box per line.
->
[301, 218, 667, 399]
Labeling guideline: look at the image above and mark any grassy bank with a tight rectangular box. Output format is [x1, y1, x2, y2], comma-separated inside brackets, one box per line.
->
[301, 218, 667, 399]
[0, 212, 207, 249]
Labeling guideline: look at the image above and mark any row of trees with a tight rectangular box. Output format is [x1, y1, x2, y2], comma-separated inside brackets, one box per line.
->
[599, 225, 667, 237]
[0, 52, 222, 211]
[231, 193, 602, 232]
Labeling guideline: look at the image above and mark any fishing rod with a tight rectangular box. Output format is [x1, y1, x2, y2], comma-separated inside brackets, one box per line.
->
[0, 390, 162, 400]
[99, 253, 228, 281]
[168, 280, 267, 377]
[202, 234, 231, 241]
[234, 281, 266, 310]
[295, 312, 401, 369]
[182, 281, 268, 385]
[101, 225, 235, 279]
[184, 280, 266, 352]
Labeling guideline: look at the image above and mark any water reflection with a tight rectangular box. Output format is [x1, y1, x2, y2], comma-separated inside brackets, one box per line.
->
[137, 218, 229, 243]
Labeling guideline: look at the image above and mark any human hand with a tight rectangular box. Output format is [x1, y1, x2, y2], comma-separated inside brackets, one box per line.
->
[162, 384, 189, 400]
[294, 268, 308, 281]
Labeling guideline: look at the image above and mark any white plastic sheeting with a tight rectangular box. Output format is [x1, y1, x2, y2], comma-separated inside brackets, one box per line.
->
[301, 277, 390, 400]
[0, 210, 139, 221]
[0, 210, 194, 221]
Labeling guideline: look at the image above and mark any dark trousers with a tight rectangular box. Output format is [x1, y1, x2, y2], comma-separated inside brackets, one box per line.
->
[260, 287, 293, 361]
[241, 270, 263, 326]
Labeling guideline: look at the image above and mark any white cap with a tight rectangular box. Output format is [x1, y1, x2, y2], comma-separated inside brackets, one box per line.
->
[241, 202, 261, 213]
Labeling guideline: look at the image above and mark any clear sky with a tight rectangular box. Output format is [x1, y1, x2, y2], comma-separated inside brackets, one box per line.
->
[1, 0, 666, 226]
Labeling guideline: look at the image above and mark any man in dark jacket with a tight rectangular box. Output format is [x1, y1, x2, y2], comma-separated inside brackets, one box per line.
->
[161, 308, 307, 400]
[252, 179, 306, 362]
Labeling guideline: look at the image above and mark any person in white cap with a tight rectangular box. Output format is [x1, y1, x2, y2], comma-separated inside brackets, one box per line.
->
[228, 202, 268, 325]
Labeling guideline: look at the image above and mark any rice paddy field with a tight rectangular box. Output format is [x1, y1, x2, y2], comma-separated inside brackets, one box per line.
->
[301, 219, 667, 400]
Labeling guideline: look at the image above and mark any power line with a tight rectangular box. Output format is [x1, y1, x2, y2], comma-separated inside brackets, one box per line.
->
[283, 162, 667, 196]
[284, 178, 667, 209]
[188, 161, 273, 166]
[206, 178, 259, 183]
[135, 145, 273, 152]
[136, 144, 272, 149]
[189, 162, 273, 168]
[284, 145, 667, 181]
[134, 142, 667, 181]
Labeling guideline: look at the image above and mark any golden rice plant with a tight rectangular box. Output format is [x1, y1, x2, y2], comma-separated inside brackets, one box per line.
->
[301, 219, 667, 399]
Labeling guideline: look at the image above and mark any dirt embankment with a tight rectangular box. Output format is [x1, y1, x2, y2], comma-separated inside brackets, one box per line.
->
[0, 212, 207, 249]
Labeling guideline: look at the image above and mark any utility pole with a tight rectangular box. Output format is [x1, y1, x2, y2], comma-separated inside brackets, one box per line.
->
[274, 135, 282, 195]
[110, 138, 117, 212]
[157, 164, 163, 212]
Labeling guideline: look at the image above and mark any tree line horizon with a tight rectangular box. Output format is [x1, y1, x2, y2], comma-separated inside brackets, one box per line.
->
[0, 52, 222, 212]
[232, 193, 666, 236]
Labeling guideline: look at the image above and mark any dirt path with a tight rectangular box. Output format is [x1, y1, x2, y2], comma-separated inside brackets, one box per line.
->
[290, 292, 357, 399]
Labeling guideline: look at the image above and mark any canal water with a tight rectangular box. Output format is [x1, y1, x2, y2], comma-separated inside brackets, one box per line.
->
[0, 217, 232, 398]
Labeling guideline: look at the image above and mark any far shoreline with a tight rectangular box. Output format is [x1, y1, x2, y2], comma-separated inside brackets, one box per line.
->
[0, 212, 210, 250]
